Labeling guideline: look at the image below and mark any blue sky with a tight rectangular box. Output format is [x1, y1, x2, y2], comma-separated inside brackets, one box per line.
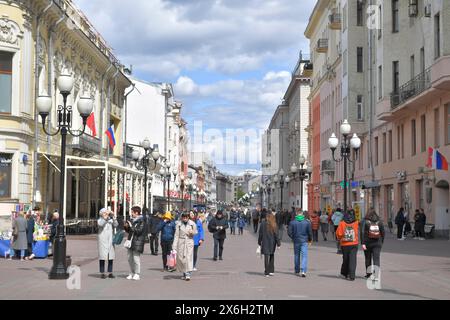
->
[74, 0, 316, 175]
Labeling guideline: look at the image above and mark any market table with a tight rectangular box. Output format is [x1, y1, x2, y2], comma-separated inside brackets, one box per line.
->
[0, 239, 10, 257]
[32, 240, 49, 258]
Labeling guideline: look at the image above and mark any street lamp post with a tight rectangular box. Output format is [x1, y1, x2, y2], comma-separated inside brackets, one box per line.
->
[291, 155, 313, 210]
[131, 138, 160, 218]
[274, 169, 290, 211]
[36, 73, 93, 280]
[328, 120, 361, 215]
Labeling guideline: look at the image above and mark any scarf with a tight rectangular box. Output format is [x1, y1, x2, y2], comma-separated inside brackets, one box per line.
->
[295, 215, 305, 222]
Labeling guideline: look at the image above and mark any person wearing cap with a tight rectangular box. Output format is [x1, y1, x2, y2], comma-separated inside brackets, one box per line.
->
[156, 212, 177, 271]
[207, 210, 229, 261]
[172, 212, 198, 281]
[97, 208, 118, 279]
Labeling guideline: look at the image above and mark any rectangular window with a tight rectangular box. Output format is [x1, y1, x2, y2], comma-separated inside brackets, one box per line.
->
[359, 142, 364, 170]
[343, 4, 347, 31]
[421, 115, 426, 152]
[392, 0, 399, 33]
[435, 13, 441, 59]
[375, 137, 379, 166]
[357, 95, 364, 120]
[357, 1, 364, 26]
[357, 47, 363, 73]
[343, 50, 348, 75]
[383, 133, 387, 163]
[393, 61, 399, 93]
[368, 138, 371, 169]
[388, 130, 393, 162]
[420, 48, 425, 74]
[445, 104, 450, 144]
[397, 125, 401, 160]
[0, 52, 13, 114]
[435, 108, 440, 147]
[378, 5, 382, 39]
[411, 119, 416, 156]
[401, 124, 405, 159]
[378, 66, 383, 99]
[0, 153, 12, 199]
[410, 55, 415, 79]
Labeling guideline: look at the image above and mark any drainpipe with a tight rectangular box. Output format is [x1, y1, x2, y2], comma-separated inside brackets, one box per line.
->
[368, 0, 376, 210]
[123, 82, 136, 167]
[44, 8, 66, 214]
[33, 0, 54, 211]
[100, 63, 113, 159]
[107, 68, 120, 162]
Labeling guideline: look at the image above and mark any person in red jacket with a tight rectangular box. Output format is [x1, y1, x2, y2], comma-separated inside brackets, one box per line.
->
[309, 211, 320, 242]
[336, 211, 359, 281]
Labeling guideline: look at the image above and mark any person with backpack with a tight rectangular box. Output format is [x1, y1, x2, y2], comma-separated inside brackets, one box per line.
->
[319, 211, 330, 241]
[361, 210, 385, 279]
[336, 211, 359, 281]
[208, 210, 229, 261]
[310, 211, 320, 242]
[238, 214, 246, 235]
[156, 212, 177, 272]
[395, 207, 406, 240]
[332, 208, 344, 253]
[288, 210, 312, 277]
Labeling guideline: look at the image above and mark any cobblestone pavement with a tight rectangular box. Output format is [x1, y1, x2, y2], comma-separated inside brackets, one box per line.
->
[0, 226, 449, 300]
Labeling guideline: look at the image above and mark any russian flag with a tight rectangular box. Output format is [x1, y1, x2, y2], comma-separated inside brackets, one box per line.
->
[427, 147, 448, 171]
[105, 125, 116, 149]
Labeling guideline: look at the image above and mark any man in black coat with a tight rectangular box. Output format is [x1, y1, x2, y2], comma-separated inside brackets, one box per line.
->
[208, 210, 229, 261]
[252, 204, 262, 233]
[149, 211, 163, 255]
[229, 209, 238, 235]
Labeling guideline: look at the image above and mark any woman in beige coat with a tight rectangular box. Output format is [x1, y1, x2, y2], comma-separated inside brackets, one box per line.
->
[172, 212, 198, 281]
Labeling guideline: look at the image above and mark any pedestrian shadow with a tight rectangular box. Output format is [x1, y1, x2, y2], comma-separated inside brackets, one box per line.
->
[34, 267, 50, 274]
[163, 275, 181, 280]
[377, 288, 437, 300]
[244, 271, 269, 277]
[316, 274, 366, 280]
[148, 268, 165, 272]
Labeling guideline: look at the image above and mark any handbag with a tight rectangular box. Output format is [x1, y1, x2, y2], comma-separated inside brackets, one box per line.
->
[124, 234, 133, 249]
[167, 251, 177, 268]
[113, 230, 125, 246]
[256, 245, 261, 258]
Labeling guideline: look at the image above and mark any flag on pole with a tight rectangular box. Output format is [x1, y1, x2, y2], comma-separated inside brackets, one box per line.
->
[427, 147, 449, 171]
[86, 112, 96, 137]
[105, 125, 116, 149]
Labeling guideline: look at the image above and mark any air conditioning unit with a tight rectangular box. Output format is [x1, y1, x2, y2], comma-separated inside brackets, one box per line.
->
[424, 4, 431, 17]
[409, 0, 418, 17]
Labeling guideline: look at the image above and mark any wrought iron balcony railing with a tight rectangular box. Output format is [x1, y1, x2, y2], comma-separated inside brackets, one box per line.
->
[391, 68, 431, 109]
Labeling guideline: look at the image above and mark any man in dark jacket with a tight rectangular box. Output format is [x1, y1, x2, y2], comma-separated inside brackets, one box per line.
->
[395, 208, 406, 240]
[288, 211, 312, 277]
[149, 211, 163, 255]
[252, 204, 261, 233]
[229, 209, 238, 235]
[414, 209, 427, 240]
[208, 210, 229, 261]
[124, 206, 146, 280]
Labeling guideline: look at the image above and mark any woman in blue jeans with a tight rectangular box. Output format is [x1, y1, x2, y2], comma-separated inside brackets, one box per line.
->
[288, 211, 312, 277]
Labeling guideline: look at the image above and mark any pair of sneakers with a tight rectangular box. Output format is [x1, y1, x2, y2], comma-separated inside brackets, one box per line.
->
[126, 274, 140, 281]
[181, 273, 191, 281]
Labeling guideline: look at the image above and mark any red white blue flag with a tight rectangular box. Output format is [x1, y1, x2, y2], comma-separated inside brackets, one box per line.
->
[427, 147, 449, 171]
[105, 125, 116, 149]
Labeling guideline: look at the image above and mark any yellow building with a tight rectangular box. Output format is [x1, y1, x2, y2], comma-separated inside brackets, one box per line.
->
[0, 0, 145, 229]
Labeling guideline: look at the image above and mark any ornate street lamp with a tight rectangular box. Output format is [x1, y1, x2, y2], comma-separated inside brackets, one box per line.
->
[131, 138, 160, 214]
[36, 73, 93, 280]
[328, 119, 361, 215]
[275, 169, 289, 211]
[291, 155, 313, 210]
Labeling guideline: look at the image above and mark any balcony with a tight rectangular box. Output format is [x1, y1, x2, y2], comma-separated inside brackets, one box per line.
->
[316, 39, 328, 53]
[391, 68, 431, 110]
[302, 63, 313, 77]
[329, 13, 341, 30]
[111, 104, 122, 120]
[70, 134, 102, 157]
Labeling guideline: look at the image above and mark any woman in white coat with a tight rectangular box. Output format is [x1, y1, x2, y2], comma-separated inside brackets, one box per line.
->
[97, 208, 118, 279]
[172, 212, 198, 281]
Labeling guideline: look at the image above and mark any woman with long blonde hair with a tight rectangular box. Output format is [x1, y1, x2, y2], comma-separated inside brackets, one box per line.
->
[258, 212, 281, 277]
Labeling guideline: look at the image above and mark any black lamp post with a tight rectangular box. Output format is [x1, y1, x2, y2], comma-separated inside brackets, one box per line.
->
[274, 169, 290, 211]
[36, 73, 93, 280]
[131, 138, 160, 219]
[328, 120, 361, 215]
[291, 155, 313, 210]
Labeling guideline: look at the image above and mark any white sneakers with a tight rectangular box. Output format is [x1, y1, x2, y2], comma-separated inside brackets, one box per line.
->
[193, 267, 198, 272]
[127, 274, 140, 280]
[269, 273, 274, 276]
